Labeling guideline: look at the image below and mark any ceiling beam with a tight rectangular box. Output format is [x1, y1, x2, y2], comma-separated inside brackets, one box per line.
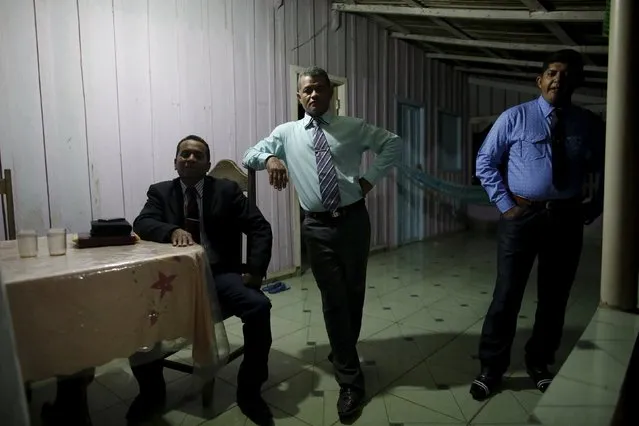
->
[366, 14, 446, 54]
[344, 1, 448, 55]
[455, 67, 607, 84]
[517, 0, 597, 66]
[392, 33, 608, 54]
[399, 0, 519, 70]
[427, 53, 608, 73]
[468, 77, 606, 104]
[332, 3, 605, 22]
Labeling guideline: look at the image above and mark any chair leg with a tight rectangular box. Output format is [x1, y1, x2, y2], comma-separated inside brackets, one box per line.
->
[202, 378, 215, 409]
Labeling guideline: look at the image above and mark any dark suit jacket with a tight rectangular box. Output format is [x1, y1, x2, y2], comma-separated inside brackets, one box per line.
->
[133, 176, 272, 277]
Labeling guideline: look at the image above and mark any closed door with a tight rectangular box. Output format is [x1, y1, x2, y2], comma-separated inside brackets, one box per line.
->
[396, 103, 425, 245]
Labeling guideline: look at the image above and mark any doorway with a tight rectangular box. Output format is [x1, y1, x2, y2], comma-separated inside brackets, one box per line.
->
[289, 66, 347, 275]
[396, 101, 425, 246]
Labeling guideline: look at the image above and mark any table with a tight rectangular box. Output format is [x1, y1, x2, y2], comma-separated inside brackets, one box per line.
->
[0, 236, 230, 382]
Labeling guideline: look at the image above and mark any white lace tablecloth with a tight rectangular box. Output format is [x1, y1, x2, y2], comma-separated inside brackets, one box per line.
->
[0, 236, 229, 382]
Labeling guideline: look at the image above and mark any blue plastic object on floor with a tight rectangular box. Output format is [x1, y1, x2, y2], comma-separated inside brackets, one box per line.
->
[262, 281, 290, 294]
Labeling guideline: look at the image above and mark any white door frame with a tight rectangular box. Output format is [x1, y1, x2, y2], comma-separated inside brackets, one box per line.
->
[289, 65, 348, 271]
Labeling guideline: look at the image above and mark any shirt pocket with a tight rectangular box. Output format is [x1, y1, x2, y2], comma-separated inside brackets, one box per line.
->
[520, 133, 548, 161]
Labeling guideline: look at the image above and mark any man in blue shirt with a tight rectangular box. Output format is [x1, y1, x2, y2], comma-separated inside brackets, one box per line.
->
[472, 49, 605, 400]
[243, 67, 401, 420]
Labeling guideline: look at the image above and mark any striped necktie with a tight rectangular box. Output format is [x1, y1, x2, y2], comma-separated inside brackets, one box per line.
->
[312, 118, 341, 211]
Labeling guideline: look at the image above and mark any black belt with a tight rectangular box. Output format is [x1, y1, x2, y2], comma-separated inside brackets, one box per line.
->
[513, 195, 581, 210]
[304, 199, 365, 220]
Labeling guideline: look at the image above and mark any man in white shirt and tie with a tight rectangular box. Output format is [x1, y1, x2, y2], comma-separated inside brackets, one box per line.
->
[243, 66, 401, 420]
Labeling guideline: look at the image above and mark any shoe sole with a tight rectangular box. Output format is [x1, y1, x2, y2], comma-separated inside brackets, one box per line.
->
[338, 397, 367, 421]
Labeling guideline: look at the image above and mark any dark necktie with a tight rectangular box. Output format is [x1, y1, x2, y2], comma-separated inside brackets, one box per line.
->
[312, 118, 341, 211]
[550, 108, 569, 190]
[185, 187, 201, 244]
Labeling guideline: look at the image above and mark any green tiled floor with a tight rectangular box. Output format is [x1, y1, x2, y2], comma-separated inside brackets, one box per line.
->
[27, 232, 604, 425]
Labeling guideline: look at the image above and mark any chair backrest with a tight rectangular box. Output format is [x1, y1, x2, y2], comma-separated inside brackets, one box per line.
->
[208, 160, 257, 266]
[209, 159, 248, 192]
[0, 169, 16, 240]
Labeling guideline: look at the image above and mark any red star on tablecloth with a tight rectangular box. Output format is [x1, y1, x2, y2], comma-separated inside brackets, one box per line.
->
[151, 272, 176, 299]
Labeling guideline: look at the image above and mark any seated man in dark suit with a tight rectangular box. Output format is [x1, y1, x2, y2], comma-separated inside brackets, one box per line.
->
[131, 135, 274, 425]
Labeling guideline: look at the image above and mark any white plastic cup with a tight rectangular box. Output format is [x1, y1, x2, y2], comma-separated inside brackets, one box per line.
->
[47, 228, 67, 256]
[17, 230, 38, 258]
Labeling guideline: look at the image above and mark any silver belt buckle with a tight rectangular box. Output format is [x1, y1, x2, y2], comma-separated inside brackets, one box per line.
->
[330, 210, 341, 218]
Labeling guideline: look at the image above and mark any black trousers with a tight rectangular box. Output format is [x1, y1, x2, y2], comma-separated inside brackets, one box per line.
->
[214, 272, 272, 393]
[302, 202, 371, 391]
[478, 202, 584, 375]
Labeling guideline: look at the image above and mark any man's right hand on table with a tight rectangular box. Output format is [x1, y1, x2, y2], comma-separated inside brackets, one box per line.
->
[171, 229, 194, 247]
[266, 156, 288, 190]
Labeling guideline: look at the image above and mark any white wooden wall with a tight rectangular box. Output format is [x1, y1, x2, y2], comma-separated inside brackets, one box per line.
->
[0, 0, 466, 273]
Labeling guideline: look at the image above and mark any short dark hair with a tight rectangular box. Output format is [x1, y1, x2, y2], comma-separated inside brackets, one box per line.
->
[297, 66, 331, 90]
[540, 49, 584, 84]
[176, 135, 211, 162]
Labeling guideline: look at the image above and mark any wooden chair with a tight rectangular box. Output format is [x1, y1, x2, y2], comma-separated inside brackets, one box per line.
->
[161, 159, 256, 409]
[0, 169, 16, 240]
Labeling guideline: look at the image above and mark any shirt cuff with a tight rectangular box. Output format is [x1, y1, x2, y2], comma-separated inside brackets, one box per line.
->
[495, 195, 516, 213]
[244, 152, 275, 170]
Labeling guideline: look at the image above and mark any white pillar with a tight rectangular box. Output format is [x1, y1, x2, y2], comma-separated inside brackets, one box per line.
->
[600, 0, 639, 311]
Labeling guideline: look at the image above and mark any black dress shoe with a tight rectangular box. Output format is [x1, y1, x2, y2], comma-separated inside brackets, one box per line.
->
[526, 364, 554, 392]
[469, 372, 502, 401]
[237, 392, 273, 426]
[337, 387, 365, 420]
[41, 402, 92, 426]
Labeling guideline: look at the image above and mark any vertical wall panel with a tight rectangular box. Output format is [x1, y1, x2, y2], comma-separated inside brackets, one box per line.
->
[0, 0, 50, 235]
[148, 0, 181, 183]
[36, 0, 93, 230]
[272, 1, 293, 272]
[78, 0, 125, 220]
[208, 0, 236, 160]
[176, 0, 212, 141]
[296, 0, 313, 68]
[114, 0, 155, 222]
[314, 0, 329, 70]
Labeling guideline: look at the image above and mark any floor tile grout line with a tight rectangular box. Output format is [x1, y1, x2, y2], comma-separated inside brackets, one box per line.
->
[386, 390, 467, 423]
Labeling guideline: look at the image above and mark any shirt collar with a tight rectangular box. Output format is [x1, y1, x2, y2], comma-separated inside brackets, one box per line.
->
[180, 179, 204, 197]
[537, 95, 573, 118]
[537, 96, 555, 118]
[303, 112, 333, 129]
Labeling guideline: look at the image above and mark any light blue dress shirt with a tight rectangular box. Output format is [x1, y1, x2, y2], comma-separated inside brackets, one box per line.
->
[476, 96, 605, 213]
[242, 113, 402, 212]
